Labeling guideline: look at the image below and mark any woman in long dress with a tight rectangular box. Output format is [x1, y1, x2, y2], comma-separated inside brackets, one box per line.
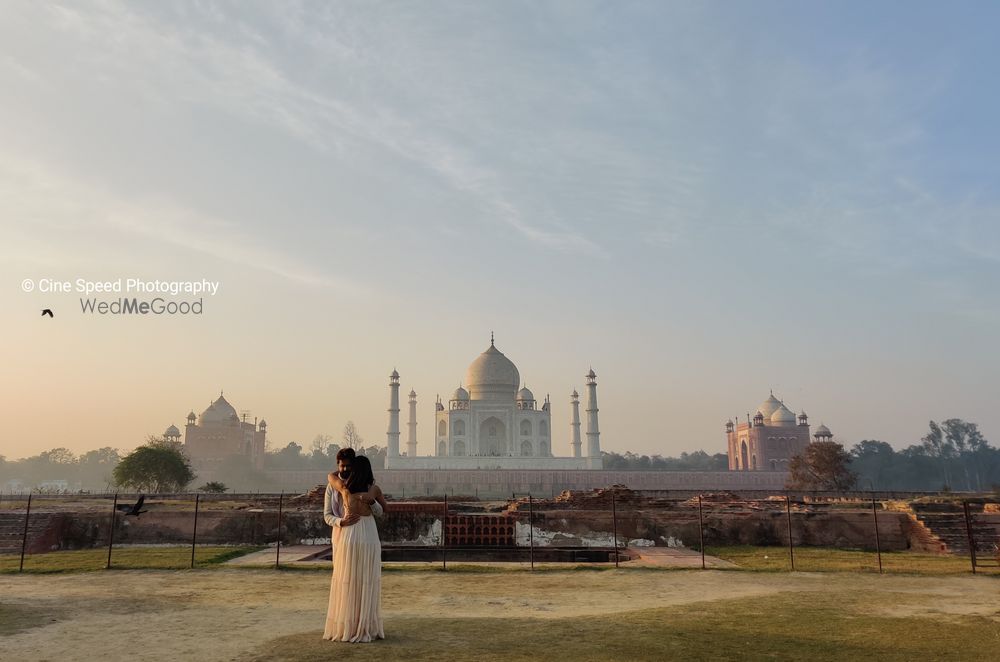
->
[323, 455, 387, 642]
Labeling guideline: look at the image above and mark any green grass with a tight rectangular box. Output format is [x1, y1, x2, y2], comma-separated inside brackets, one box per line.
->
[708, 545, 999, 575]
[242, 590, 1000, 661]
[3, 544, 998, 576]
[0, 546, 261, 573]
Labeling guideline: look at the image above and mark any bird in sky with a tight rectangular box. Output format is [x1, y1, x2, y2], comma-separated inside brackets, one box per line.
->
[116, 495, 148, 517]
[41, 309, 53, 317]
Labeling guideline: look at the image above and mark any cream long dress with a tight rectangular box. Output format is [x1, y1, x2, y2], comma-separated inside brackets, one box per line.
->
[323, 491, 384, 642]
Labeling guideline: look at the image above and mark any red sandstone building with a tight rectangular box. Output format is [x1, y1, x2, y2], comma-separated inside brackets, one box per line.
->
[163, 392, 267, 472]
[725, 393, 833, 471]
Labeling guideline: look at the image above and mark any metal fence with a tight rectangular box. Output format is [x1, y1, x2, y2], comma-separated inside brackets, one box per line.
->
[1, 489, 998, 574]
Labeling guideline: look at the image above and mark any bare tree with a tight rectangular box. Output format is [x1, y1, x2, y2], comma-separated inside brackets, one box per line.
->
[311, 434, 334, 455]
[342, 421, 365, 450]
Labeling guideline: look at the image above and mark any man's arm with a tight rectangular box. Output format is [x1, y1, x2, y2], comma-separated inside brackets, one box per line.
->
[323, 484, 342, 528]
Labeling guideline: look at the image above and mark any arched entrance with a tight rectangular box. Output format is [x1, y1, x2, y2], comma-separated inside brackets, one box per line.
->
[740, 440, 749, 471]
[480, 417, 506, 456]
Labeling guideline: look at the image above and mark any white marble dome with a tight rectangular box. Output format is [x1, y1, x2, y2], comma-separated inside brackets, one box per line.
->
[164, 424, 180, 437]
[451, 386, 469, 401]
[465, 343, 520, 401]
[770, 404, 796, 425]
[517, 386, 535, 401]
[815, 424, 832, 437]
[199, 394, 238, 426]
[758, 394, 783, 419]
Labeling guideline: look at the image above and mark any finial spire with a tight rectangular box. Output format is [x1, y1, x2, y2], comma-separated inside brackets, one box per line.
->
[490, 330, 494, 346]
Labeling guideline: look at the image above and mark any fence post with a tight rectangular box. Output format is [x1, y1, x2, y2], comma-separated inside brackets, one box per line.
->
[442, 494, 448, 572]
[871, 495, 882, 574]
[528, 493, 534, 571]
[611, 488, 619, 569]
[698, 495, 706, 570]
[275, 491, 283, 570]
[106, 493, 117, 570]
[962, 500, 977, 574]
[190, 494, 200, 569]
[785, 494, 795, 571]
[18, 493, 32, 573]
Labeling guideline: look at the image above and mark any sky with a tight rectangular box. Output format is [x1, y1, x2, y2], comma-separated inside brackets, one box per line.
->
[2, 1, 999, 461]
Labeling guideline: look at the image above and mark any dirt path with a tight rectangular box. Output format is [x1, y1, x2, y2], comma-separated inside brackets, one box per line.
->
[1, 569, 997, 661]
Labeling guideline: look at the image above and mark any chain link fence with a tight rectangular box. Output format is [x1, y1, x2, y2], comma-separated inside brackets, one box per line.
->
[2, 488, 998, 574]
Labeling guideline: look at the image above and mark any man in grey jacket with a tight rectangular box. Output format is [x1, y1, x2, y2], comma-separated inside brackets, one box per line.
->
[323, 448, 383, 543]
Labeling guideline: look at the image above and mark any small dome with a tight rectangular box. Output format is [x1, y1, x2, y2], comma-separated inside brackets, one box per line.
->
[571, 389, 579, 399]
[390, 369, 399, 378]
[587, 368, 597, 379]
[164, 424, 180, 437]
[815, 424, 832, 437]
[258, 419, 267, 428]
[186, 411, 196, 421]
[517, 386, 535, 401]
[451, 386, 469, 401]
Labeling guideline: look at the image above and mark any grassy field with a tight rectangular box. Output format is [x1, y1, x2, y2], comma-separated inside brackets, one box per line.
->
[2, 567, 998, 661]
[3, 544, 998, 575]
[708, 545, 999, 574]
[0, 546, 261, 573]
[246, 590, 1000, 662]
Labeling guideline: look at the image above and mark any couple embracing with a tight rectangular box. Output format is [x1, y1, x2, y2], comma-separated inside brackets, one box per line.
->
[321, 447, 387, 643]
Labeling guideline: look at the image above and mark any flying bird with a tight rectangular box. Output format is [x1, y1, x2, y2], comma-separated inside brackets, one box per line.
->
[116, 495, 148, 517]
[41, 309, 54, 317]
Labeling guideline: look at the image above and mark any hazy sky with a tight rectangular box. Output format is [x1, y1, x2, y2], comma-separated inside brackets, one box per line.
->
[2, 1, 998, 461]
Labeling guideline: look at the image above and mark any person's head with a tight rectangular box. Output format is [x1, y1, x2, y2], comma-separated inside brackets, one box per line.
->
[345, 455, 375, 494]
[336, 447, 356, 477]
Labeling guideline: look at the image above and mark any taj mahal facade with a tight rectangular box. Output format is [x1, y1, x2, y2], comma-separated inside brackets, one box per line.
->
[385, 338, 603, 470]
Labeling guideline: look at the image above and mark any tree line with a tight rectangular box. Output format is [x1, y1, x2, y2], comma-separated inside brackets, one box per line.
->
[0, 421, 385, 493]
[848, 419, 999, 491]
[2, 417, 997, 494]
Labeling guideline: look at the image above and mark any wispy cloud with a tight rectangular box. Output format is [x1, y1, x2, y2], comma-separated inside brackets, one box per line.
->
[0, 156, 368, 294]
[21, 1, 606, 256]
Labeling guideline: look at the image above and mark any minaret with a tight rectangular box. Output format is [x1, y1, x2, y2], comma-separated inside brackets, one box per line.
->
[407, 389, 418, 457]
[570, 390, 582, 458]
[387, 369, 401, 459]
[585, 368, 601, 467]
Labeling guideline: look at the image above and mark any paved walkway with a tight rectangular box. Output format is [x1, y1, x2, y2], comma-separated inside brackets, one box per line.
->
[625, 546, 736, 568]
[226, 545, 327, 566]
[226, 544, 736, 568]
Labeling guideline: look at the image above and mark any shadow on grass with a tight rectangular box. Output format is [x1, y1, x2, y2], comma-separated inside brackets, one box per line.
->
[0, 603, 66, 636]
[240, 591, 1000, 662]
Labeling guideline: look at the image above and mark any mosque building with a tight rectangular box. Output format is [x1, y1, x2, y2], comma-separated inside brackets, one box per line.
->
[386, 337, 603, 470]
[164, 392, 267, 472]
[725, 392, 834, 471]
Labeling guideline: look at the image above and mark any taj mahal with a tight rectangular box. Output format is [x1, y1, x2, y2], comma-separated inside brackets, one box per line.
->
[385, 337, 603, 470]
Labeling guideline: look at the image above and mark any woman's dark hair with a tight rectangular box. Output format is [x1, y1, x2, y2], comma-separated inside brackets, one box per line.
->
[345, 455, 374, 493]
